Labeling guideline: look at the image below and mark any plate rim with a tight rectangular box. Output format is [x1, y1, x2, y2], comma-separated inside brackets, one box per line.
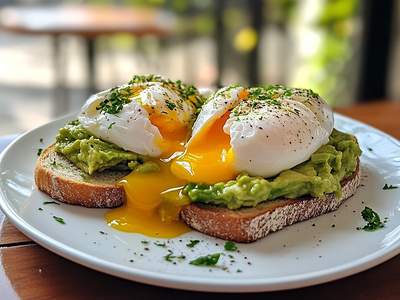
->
[0, 112, 399, 292]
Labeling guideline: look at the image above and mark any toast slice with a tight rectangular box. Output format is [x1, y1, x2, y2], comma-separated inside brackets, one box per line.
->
[180, 161, 361, 243]
[35, 145, 129, 208]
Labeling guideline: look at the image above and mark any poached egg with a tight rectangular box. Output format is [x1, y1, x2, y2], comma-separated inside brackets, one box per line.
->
[171, 85, 334, 180]
[79, 82, 196, 157]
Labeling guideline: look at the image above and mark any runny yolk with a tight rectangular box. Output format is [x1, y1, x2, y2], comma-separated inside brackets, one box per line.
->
[148, 113, 187, 157]
[105, 161, 191, 238]
[105, 110, 191, 238]
[171, 112, 236, 184]
[105, 111, 237, 238]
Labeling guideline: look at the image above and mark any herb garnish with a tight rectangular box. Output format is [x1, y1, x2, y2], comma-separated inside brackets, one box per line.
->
[154, 242, 166, 247]
[164, 250, 186, 262]
[186, 240, 200, 248]
[43, 201, 60, 205]
[360, 207, 384, 231]
[165, 100, 176, 110]
[224, 241, 238, 251]
[107, 122, 116, 129]
[128, 74, 205, 108]
[141, 240, 149, 245]
[96, 87, 131, 114]
[53, 216, 65, 224]
[189, 253, 221, 266]
[39, 138, 44, 143]
[37, 148, 43, 156]
[383, 184, 398, 190]
[38, 207, 43, 211]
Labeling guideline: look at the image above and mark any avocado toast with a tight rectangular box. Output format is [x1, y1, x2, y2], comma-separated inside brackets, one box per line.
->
[35, 75, 362, 242]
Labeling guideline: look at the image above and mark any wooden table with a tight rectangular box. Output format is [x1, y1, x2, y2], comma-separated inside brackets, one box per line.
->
[0, 101, 399, 299]
[0, 5, 174, 115]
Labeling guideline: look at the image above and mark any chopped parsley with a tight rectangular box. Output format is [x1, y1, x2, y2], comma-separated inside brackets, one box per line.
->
[37, 148, 43, 156]
[43, 201, 60, 205]
[154, 242, 166, 247]
[129, 74, 204, 108]
[39, 138, 44, 143]
[189, 253, 221, 266]
[164, 250, 186, 263]
[96, 87, 131, 115]
[38, 207, 43, 211]
[186, 240, 200, 248]
[107, 122, 116, 130]
[360, 207, 384, 231]
[53, 216, 65, 224]
[165, 100, 176, 110]
[224, 241, 238, 251]
[367, 147, 373, 151]
[383, 184, 398, 190]
[141, 240, 149, 245]
[99, 231, 107, 235]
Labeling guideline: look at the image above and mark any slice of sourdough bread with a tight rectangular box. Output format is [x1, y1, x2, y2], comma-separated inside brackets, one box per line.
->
[35, 145, 129, 208]
[180, 161, 361, 243]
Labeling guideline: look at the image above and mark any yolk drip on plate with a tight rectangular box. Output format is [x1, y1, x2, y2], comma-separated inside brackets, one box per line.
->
[106, 112, 237, 238]
[105, 162, 191, 238]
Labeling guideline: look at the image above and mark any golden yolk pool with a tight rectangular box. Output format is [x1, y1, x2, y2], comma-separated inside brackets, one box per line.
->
[106, 112, 237, 238]
[105, 162, 191, 238]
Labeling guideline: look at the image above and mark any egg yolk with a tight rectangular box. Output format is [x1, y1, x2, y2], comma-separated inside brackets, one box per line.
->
[105, 110, 192, 237]
[105, 162, 191, 238]
[106, 111, 237, 238]
[171, 112, 236, 184]
[149, 113, 187, 157]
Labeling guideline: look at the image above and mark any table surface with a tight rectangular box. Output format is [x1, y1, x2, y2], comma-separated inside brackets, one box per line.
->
[0, 101, 399, 299]
[0, 5, 173, 37]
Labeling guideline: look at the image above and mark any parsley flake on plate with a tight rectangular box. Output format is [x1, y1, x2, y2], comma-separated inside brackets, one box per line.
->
[186, 240, 200, 248]
[383, 184, 398, 190]
[189, 253, 221, 266]
[224, 241, 238, 251]
[53, 216, 65, 224]
[164, 250, 185, 263]
[360, 207, 384, 231]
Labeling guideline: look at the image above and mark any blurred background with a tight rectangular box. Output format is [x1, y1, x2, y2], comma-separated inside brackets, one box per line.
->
[0, 0, 399, 135]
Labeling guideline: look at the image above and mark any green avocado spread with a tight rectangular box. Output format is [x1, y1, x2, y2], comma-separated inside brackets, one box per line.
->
[56, 121, 361, 210]
[184, 129, 361, 209]
[55, 120, 157, 175]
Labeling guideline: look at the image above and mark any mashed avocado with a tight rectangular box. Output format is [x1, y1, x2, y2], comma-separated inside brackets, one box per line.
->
[55, 120, 157, 175]
[184, 129, 361, 209]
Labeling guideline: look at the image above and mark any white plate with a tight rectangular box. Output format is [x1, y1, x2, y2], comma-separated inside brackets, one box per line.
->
[0, 113, 399, 292]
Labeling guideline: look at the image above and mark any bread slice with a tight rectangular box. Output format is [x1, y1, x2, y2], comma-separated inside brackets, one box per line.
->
[35, 145, 130, 208]
[180, 161, 361, 243]
[35, 144, 361, 242]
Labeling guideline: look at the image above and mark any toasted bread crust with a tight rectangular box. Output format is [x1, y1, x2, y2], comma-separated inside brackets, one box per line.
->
[180, 161, 361, 243]
[35, 145, 126, 208]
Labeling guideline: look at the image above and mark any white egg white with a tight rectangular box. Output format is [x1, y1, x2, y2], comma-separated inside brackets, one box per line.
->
[189, 85, 246, 142]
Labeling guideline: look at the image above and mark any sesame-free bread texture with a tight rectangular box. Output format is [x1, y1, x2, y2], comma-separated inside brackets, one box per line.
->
[180, 161, 361, 243]
[35, 145, 129, 208]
